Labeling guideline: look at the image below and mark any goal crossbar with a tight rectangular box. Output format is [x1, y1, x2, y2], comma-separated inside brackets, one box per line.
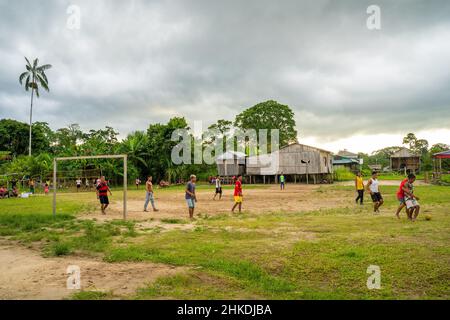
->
[53, 155, 128, 219]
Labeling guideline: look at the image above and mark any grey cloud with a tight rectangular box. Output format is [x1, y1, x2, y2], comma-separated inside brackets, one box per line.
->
[0, 0, 449, 143]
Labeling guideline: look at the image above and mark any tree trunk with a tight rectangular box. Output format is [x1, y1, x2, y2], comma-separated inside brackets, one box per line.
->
[29, 80, 35, 157]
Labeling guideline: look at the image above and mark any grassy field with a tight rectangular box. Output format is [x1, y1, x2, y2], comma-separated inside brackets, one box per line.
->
[0, 183, 449, 300]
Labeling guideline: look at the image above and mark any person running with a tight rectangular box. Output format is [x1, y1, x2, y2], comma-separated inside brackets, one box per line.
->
[144, 176, 159, 212]
[135, 177, 141, 190]
[280, 173, 286, 190]
[404, 177, 420, 222]
[85, 178, 90, 190]
[96, 176, 112, 215]
[366, 171, 383, 214]
[213, 176, 222, 200]
[232, 175, 243, 213]
[355, 172, 365, 205]
[76, 178, 82, 192]
[395, 173, 415, 219]
[185, 175, 197, 220]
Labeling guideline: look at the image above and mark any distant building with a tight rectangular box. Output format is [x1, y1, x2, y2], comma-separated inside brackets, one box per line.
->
[245, 143, 333, 184]
[367, 164, 383, 172]
[216, 151, 246, 177]
[390, 148, 420, 173]
[337, 149, 359, 159]
[332, 150, 362, 172]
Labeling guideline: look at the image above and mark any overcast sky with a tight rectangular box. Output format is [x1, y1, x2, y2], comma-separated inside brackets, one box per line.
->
[0, 0, 449, 153]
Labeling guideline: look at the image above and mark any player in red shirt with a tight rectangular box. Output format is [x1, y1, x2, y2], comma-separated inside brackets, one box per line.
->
[395, 173, 416, 219]
[96, 176, 112, 215]
[231, 175, 243, 213]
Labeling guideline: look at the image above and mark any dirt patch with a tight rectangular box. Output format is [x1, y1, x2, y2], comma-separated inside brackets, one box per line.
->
[0, 241, 185, 300]
[79, 184, 349, 222]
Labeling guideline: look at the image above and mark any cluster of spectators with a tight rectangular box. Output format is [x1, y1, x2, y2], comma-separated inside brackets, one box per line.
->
[0, 185, 19, 199]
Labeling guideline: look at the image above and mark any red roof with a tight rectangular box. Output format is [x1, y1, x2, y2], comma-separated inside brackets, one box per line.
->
[434, 150, 450, 159]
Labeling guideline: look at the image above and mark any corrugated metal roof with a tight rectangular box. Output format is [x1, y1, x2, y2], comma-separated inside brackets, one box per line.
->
[280, 142, 332, 154]
[332, 159, 359, 165]
[434, 150, 450, 158]
[391, 148, 419, 158]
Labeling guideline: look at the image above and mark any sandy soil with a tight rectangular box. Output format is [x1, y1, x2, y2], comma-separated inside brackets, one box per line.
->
[81, 184, 349, 222]
[0, 183, 377, 300]
[0, 240, 184, 300]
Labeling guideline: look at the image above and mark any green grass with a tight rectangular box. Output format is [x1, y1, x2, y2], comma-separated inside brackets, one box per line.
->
[0, 184, 449, 299]
[70, 291, 112, 300]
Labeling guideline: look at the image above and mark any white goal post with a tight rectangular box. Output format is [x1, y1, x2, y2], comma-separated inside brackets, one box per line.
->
[53, 155, 128, 219]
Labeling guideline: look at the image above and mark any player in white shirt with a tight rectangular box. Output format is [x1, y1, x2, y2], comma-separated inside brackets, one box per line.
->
[213, 176, 223, 200]
[366, 171, 384, 214]
[76, 178, 82, 192]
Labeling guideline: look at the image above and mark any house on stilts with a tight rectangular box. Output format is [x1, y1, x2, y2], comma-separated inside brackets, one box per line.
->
[216, 143, 334, 184]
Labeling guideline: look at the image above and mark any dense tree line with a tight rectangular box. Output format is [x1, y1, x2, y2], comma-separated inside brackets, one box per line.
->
[0, 100, 298, 183]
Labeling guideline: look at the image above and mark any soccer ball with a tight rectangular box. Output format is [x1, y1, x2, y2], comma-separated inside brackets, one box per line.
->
[425, 215, 432, 221]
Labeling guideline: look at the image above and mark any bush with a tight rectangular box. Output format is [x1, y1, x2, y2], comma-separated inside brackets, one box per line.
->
[440, 174, 450, 184]
[51, 242, 71, 256]
[334, 168, 355, 181]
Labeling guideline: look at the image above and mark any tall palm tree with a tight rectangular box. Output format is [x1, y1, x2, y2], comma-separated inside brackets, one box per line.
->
[19, 57, 52, 156]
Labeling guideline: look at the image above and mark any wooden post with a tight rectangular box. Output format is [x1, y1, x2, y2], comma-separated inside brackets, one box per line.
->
[123, 155, 127, 220]
[52, 159, 57, 218]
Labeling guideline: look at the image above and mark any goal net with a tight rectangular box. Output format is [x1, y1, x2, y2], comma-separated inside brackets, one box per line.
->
[52, 155, 128, 219]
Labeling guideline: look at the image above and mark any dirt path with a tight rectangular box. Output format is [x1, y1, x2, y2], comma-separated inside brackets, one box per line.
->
[81, 184, 349, 222]
[0, 241, 184, 300]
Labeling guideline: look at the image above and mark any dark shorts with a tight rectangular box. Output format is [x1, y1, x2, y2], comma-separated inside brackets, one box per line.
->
[77, 184, 81, 188]
[371, 192, 383, 203]
[215, 187, 222, 194]
[99, 195, 109, 204]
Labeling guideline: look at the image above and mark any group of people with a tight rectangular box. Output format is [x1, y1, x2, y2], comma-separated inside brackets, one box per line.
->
[355, 171, 421, 221]
[0, 178, 21, 199]
[140, 174, 244, 220]
[94, 171, 422, 222]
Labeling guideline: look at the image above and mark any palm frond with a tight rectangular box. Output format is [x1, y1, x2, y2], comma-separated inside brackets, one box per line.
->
[36, 74, 49, 91]
[25, 76, 30, 92]
[37, 64, 52, 71]
[33, 58, 39, 68]
[35, 86, 40, 98]
[38, 70, 48, 85]
[24, 57, 32, 68]
[19, 71, 29, 84]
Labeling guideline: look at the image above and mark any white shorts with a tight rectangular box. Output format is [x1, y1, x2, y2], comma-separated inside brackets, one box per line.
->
[405, 199, 419, 209]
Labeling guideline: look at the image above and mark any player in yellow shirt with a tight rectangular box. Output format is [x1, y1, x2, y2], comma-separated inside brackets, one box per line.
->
[355, 172, 365, 205]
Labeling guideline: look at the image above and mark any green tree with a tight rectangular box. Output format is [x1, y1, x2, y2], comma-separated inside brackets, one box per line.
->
[0, 119, 29, 156]
[19, 57, 52, 156]
[234, 100, 297, 149]
[118, 131, 150, 177]
[402, 133, 417, 149]
[146, 117, 190, 181]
